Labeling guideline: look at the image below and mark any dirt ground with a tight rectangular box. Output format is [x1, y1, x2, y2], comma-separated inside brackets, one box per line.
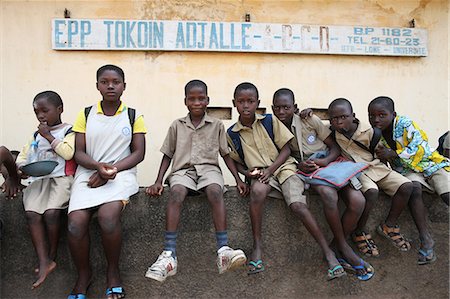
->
[1, 189, 448, 298]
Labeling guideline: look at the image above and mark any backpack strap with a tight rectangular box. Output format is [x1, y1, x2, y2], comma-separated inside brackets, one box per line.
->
[227, 114, 277, 167]
[352, 127, 382, 155]
[127, 107, 136, 134]
[227, 125, 245, 165]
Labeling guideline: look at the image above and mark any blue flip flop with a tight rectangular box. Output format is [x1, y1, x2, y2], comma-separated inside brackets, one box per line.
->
[106, 286, 125, 298]
[327, 264, 346, 281]
[247, 260, 264, 275]
[67, 294, 86, 299]
[352, 258, 375, 281]
[418, 248, 437, 265]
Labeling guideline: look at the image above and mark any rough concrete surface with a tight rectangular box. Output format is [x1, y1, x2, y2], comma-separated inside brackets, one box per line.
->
[0, 187, 448, 298]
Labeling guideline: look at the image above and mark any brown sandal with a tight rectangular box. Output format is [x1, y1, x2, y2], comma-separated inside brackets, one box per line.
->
[377, 223, 411, 252]
[352, 231, 380, 257]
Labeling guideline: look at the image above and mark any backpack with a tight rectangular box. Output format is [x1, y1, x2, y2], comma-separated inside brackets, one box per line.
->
[33, 127, 77, 176]
[84, 105, 136, 133]
[331, 126, 382, 156]
[227, 114, 276, 167]
[437, 131, 449, 155]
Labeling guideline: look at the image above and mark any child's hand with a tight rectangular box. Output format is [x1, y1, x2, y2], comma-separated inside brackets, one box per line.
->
[299, 108, 313, 119]
[97, 163, 117, 180]
[310, 158, 327, 167]
[246, 168, 262, 180]
[146, 183, 164, 197]
[375, 145, 397, 162]
[298, 160, 319, 173]
[37, 122, 52, 138]
[236, 179, 249, 197]
[87, 171, 108, 188]
[2, 177, 20, 199]
[258, 168, 273, 184]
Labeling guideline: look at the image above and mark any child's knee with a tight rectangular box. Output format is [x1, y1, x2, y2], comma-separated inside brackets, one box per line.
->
[397, 181, 413, 197]
[25, 211, 42, 224]
[98, 214, 121, 234]
[169, 185, 188, 204]
[43, 210, 61, 225]
[205, 184, 223, 203]
[250, 185, 269, 205]
[289, 202, 309, 219]
[364, 188, 378, 202]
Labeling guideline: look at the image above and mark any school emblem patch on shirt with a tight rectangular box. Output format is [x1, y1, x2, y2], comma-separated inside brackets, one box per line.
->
[307, 133, 316, 144]
[122, 127, 131, 136]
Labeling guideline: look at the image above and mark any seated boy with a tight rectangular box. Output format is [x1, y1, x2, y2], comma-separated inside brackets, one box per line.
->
[145, 80, 247, 282]
[227, 83, 372, 280]
[368, 96, 444, 263]
[0, 146, 20, 239]
[328, 98, 414, 258]
[271, 88, 373, 280]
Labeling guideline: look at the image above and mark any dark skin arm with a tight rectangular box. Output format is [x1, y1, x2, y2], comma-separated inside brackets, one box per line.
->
[37, 122, 55, 144]
[0, 146, 20, 198]
[259, 143, 291, 184]
[145, 154, 172, 197]
[375, 145, 397, 163]
[75, 132, 146, 188]
[311, 135, 340, 167]
[222, 154, 249, 196]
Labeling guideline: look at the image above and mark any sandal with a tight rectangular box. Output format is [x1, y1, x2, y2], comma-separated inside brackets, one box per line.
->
[352, 231, 380, 257]
[377, 223, 411, 252]
[418, 248, 437, 265]
[327, 264, 346, 281]
[247, 260, 264, 275]
[352, 258, 375, 281]
[106, 286, 125, 299]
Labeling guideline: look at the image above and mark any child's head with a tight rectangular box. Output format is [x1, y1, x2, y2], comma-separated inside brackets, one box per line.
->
[233, 82, 260, 123]
[272, 88, 297, 125]
[328, 98, 356, 134]
[33, 91, 63, 126]
[368, 96, 396, 131]
[96, 64, 126, 102]
[184, 80, 209, 118]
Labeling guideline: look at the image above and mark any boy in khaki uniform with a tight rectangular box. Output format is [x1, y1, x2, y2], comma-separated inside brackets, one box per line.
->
[328, 98, 413, 257]
[272, 89, 374, 281]
[227, 83, 369, 280]
[145, 80, 247, 282]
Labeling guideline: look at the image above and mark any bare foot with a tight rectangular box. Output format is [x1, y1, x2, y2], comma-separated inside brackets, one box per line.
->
[31, 261, 56, 289]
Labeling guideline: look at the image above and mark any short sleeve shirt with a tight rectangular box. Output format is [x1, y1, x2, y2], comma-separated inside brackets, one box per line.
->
[227, 114, 297, 184]
[334, 121, 391, 182]
[290, 114, 330, 161]
[73, 101, 147, 134]
[161, 113, 229, 176]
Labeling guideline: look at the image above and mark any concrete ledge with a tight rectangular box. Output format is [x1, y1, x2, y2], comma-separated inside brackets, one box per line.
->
[1, 187, 448, 298]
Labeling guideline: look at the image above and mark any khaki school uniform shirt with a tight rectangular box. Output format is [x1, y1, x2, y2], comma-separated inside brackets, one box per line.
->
[161, 113, 229, 176]
[227, 114, 297, 184]
[290, 114, 330, 161]
[334, 121, 391, 182]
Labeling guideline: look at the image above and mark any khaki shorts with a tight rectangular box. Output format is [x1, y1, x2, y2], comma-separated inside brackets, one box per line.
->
[168, 167, 224, 192]
[23, 176, 73, 214]
[255, 174, 306, 206]
[405, 168, 450, 195]
[359, 171, 411, 197]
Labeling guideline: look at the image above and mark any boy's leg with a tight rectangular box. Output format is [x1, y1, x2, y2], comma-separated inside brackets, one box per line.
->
[97, 201, 125, 291]
[441, 193, 449, 206]
[338, 185, 365, 238]
[281, 176, 342, 273]
[385, 182, 413, 226]
[313, 185, 371, 275]
[67, 209, 92, 295]
[249, 181, 271, 262]
[145, 184, 188, 282]
[204, 183, 246, 273]
[357, 189, 378, 232]
[26, 211, 56, 289]
[409, 182, 434, 252]
[43, 209, 62, 262]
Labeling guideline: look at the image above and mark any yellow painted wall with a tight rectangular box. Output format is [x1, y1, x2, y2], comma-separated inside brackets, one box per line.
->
[1, 0, 448, 186]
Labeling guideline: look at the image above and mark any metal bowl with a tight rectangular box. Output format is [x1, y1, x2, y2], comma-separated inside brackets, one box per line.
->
[21, 160, 59, 177]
